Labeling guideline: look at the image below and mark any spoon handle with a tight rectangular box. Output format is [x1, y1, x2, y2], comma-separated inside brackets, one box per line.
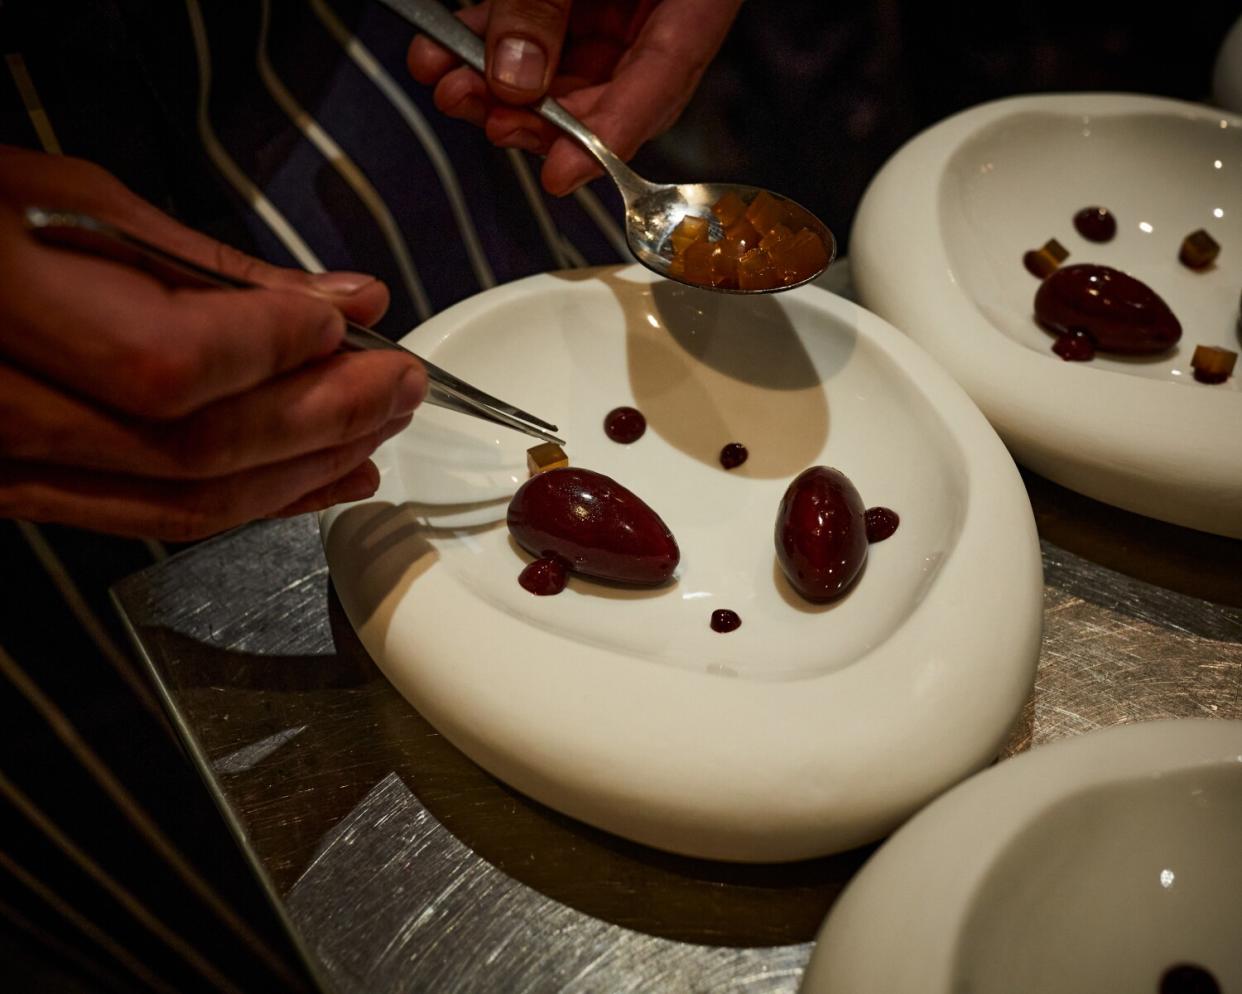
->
[388, 0, 650, 199]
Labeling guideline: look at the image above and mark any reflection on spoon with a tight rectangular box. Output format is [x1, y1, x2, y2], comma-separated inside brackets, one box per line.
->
[393, 0, 836, 293]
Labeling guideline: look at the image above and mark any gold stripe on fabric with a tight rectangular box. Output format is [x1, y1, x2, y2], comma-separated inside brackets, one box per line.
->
[0, 849, 178, 994]
[0, 643, 306, 991]
[506, 148, 574, 269]
[183, 0, 324, 271]
[308, 0, 498, 290]
[15, 522, 167, 727]
[0, 892, 141, 994]
[0, 767, 249, 994]
[4, 52, 62, 154]
[257, 0, 431, 320]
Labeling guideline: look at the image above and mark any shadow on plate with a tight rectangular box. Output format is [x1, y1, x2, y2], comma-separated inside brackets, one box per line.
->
[591, 270, 858, 477]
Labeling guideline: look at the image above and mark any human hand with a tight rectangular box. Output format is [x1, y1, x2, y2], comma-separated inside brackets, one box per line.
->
[0, 146, 425, 540]
[407, 0, 742, 196]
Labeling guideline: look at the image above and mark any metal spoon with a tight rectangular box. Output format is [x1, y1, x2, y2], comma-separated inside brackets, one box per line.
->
[386, 0, 836, 293]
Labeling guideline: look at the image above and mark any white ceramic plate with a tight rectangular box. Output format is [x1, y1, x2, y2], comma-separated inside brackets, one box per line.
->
[801, 718, 1242, 994]
[320, 265, 1042, 862]
[850, 93, 1242, 537]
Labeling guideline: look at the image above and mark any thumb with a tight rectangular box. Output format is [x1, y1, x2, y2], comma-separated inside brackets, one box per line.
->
[486, 0, 573, 104]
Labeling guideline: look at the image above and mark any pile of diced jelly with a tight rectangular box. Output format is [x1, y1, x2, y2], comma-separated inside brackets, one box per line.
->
[667, 190, 828, 291]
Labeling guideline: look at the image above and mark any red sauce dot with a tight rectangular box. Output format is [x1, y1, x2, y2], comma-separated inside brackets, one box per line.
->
[719, 443, 748, 470]
[1073, 206, 1116, 242]
[604, 407, 646, 443]
[519, 557, 568, 595]
[1159, 964, 1220, 994]
[1052, 329, 1096, 361]
[864, 507, 900, 543]
[710, 609, 742, 633]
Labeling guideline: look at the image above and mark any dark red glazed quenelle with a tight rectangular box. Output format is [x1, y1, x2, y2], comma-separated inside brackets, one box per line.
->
[1034, 264, 1181, 355]
[508, 468, 679, 585]
[775, 467, 868, 602]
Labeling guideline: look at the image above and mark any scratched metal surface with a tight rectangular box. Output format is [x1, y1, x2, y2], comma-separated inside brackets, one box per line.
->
[114, 481, 1242, 994]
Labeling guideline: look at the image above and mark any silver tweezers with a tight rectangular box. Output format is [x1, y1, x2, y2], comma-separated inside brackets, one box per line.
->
[23, 206, 565, 446]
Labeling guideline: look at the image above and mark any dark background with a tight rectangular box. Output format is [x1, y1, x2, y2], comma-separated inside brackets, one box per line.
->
[639, 2, 1240, 255]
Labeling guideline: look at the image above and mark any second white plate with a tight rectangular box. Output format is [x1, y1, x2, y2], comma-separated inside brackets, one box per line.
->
[851, 93, 1242, 537]
[321, 265, 1042, 862]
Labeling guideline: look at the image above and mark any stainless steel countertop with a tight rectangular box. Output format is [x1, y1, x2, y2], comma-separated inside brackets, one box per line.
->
[114, 467, 1242, 994]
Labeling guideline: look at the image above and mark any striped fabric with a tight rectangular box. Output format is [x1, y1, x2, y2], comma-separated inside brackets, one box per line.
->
[1, 1, 627, 989]
[6, 1, 1236, 990]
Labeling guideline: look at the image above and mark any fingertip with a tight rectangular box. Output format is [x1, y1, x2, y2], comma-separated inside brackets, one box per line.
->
[354, 458, 382, 494]
[484, 107, 556, 153]
[316, 301, 347, 354]
[270, 459, 380, 518]
[434, 68, 490, 125]
[336, 277, 390, 328]
[488, 126, 548, 154]
[393, 364, 427, 416]
[406, 34, 455, 84]
[541, 143, 602, 197]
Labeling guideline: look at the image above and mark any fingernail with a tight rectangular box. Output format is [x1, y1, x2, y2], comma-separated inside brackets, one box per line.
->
[493, 36, 546, 93]
[311, 271, 377, 296]
[393, 368, 426, 415]
[503, 129, 544, 153]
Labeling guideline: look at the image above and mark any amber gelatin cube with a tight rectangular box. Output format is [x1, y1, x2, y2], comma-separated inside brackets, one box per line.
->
[737, 247, 777, 290]
[724, 217, 761, 254]
[682, 239, 717, 285]
[1023, 239, 1069, 279]
[670, 214, 709, 256]
[1191, 344, 1237, 384]
[527, 442, 569, 476]
[745, 190, 789, 234]
[1179, 229, 1220, 269]
[768, 228, 828, 284]
[1043, 238, 1069, 263]
[709, 240, 740, 289]
[711, 190, 748, 228]
[759, 223, 792, 253]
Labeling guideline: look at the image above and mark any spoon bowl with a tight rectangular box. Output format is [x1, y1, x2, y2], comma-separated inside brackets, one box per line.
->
[393, 0, 836, 293]
[625, 180, 836, 293]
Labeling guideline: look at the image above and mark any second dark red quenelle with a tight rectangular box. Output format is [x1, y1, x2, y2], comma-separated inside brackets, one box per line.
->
[508, 468, 680, 586]
[1035, 264, 1182, 357]
[775, 467, 870, 602]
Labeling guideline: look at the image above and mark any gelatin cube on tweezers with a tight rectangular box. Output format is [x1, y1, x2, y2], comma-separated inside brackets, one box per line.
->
[527, 442, 569, 476]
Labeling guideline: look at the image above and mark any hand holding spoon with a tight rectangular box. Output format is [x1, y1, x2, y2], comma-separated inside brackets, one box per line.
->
[386, 0, 836, 293]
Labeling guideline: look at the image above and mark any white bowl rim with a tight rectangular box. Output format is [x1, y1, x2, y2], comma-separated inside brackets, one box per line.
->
[801, 717, 1242, 993]
[849, 92, 1242, 537]
[320, 264, 1044, 862]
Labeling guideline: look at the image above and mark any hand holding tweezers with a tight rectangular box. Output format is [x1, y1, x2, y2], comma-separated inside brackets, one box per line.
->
[23, 207, 565, 446]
